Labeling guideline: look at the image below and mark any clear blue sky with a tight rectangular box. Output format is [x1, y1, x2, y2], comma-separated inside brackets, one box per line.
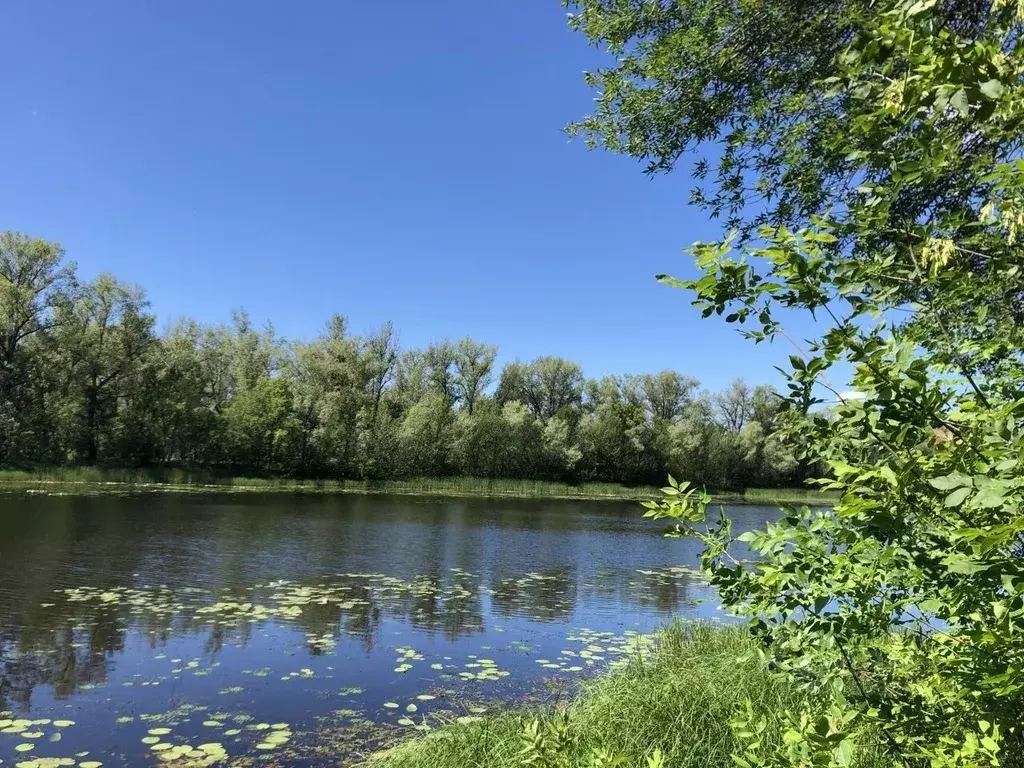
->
[0, 1, 815, 392]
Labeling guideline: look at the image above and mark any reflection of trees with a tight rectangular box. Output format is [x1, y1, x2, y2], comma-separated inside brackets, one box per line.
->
[0, 492, 744, 708]
[285, 573, 485, 646]
[581, 569, 705, 615]
[490, 567, 576, 622]
[0, 623, 113, 711]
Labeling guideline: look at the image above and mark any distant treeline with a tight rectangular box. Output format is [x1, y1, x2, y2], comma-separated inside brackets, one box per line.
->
[0, 231, 807, 489]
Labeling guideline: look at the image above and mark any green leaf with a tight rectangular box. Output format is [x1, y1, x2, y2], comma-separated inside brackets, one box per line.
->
[879, 465, 897, 487]
[979, 79, 1004, 100]
[950, 88, 970, 116]
[836, 739, 854, 766]
[973, 487, 1007, 509]
[944, 487, 972, 507]
[946, 558, 989, 575]
[929, 473, 972, 491]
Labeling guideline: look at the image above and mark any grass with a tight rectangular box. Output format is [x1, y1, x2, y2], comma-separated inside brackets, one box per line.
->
[370, 623, 804, 768]
[0, 466, 835, 505]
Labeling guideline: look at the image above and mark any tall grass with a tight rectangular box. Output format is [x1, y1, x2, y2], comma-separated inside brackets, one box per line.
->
[371, 623, 805, 768]
[0, 468, 663, 499]
[0, 467, 833, 505]
[739, 487, 841, 505]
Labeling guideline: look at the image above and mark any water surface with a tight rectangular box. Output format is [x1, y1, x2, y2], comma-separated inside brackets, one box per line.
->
[0, 492, 775, 766]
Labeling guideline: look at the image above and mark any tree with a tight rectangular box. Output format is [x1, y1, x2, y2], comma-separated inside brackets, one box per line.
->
[498, 357, 584, 419]
[451, 399, 541, 478]
[425, 341, 458, 407]
[566, 0, 872, 236]
[571, 0, 1024, 762]
[641, 370, 698, 423]
[393, 349, 430, 411]
[52, 275, 154, 463]
[223, 377, 296, 472]
[0, 232, 75, 460]
[451, 401, 507, 477]
[362, 321, 398, 428]
[453, 337, 497, 415]
[541, 415, 582, 479]
[229, 309, 276, 393]
[148, 320, 220, 464]
[495, 360, 530, 408]
[714, 379, 753, 433]
[583, 375, 625, 411]
[577, 401, 655, 484]
[398, 392, 453, 477]
[0, 235, 805, 492]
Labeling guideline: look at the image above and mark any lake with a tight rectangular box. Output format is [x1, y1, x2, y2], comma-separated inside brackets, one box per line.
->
[0, 492, 775, 767]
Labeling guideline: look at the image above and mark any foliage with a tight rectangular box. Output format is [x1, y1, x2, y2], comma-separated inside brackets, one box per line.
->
[568, 0, 1024, 763]
[0, 232, 802, 489]
[372, 623, 812, 768]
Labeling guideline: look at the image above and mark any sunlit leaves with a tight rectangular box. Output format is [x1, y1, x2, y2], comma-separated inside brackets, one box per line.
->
[568, 0, 1024, 763]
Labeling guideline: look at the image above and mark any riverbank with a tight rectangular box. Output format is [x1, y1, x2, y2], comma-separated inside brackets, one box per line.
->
[0, 468, 834, 505]
[370, 623, 825, 768]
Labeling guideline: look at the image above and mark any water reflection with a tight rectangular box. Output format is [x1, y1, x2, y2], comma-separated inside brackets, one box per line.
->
[0, 492, 774, 764]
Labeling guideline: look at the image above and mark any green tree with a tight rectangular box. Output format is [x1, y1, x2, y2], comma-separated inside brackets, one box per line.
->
[714, 379, 753, 433]
[397, 391, 453, 476]
[0, 232, 75, 461]
[52, 275, 154, 463]
[285, 315, 366, 476]
[453, 337, 497, 415]
[0, 247, 803, 490]
[223, 377, 296, 472]
[577, 401, 655, 484]
[148, 320, 220, 464]
[425, 341, 459, 407]
[641, 370, 698, 423]
[229, 309, 277, 393]
[569, 0, 1024, 762]
[498, 356, 584, 419]
[451, 400, 511, 477]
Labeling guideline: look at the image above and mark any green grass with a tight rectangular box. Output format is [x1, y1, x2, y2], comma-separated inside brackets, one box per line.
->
[0, 467, 833, 505]
[371, 623, 803, 768]
[727, 486, 840, 506]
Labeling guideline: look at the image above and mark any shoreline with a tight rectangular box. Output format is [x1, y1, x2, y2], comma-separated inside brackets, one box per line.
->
[369, 622, 813, 768]
[0, 469, 833, 506]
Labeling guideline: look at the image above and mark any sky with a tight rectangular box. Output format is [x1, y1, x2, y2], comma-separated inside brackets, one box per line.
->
[0, 1, 821, 393]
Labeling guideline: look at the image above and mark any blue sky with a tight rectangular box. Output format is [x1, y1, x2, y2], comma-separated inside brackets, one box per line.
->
[0, 1, 819, 392]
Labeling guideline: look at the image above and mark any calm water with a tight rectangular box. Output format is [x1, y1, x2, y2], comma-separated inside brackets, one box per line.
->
[0, 492, 775, 766]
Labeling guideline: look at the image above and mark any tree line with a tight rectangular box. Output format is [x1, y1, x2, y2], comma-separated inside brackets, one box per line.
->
[0, 231, 802, 488]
